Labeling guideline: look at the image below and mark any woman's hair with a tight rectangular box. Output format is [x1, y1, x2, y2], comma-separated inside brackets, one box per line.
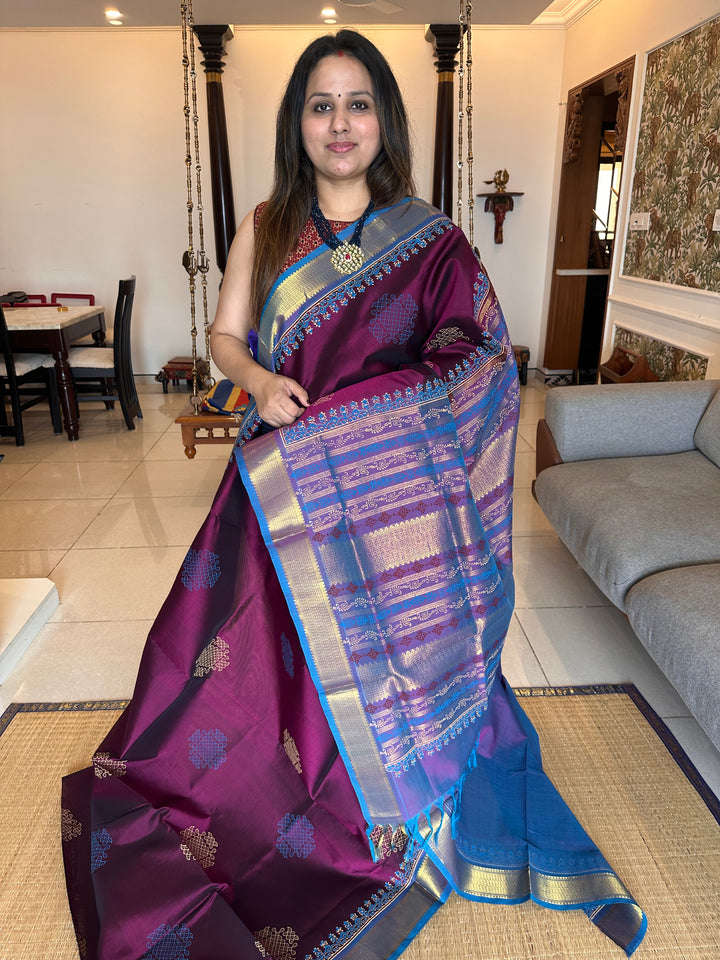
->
[250, 30, 415, 324]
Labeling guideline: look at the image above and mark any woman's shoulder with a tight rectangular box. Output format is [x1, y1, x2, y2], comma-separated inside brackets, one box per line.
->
[377, 196, 457, 233]
[253, 201, 269, 230]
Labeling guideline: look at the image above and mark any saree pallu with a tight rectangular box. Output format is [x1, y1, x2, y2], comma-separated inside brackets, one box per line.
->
[61, 198, 646, 960]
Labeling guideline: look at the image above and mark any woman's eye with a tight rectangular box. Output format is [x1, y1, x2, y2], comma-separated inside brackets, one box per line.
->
[351, 100, 369, 111]
[313, 102, 332, 113]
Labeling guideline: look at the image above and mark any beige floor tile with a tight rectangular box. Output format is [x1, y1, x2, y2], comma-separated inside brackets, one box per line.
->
[77, 406, 178, 434]
[518, 399, 545, 425]
[29, 430, 163, 463]
[48, 545, 188, 622]
[76, 496, 210, 549]
[0, 439, 47, 464]
[114, 458, 228, 499]
[0, 429, 160, 464]
[513, 535, 609, 608]
[515, 431, 533, 454]
[512, 488, 554, 537]
[0, 499, 107, 550]
[0, 460, 138, 500]
[517, 423, 536, 451]
[514, 605, 690, 718]
[501, 614, 549, 687]
[513, 450, 536, 489]
[0, 619, 150, 709]
[143, 432, 234, 461]
[0, 461, 35, 493]
[0, 550, 68, 578]
[131, 390, 189, 410]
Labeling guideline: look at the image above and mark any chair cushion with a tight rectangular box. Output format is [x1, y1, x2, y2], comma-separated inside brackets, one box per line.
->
[68, 345, 115, 370]
[534, 449, 720, 609]
[694, 391, 720, 468]
[0, 353, 49, 377]
[626, 563, 720, 750]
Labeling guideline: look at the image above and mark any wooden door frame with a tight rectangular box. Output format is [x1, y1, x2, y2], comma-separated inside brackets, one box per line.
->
[543, 57, 635, 373]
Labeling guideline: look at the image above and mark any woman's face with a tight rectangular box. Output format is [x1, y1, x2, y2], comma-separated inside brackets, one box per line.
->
[301, 54, 382, 193]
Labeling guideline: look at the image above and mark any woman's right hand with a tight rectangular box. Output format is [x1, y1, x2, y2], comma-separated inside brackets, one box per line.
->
[252, 369, 310, 428]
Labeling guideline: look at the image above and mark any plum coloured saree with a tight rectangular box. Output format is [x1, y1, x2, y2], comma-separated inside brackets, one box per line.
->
[62, 198, 646, 960]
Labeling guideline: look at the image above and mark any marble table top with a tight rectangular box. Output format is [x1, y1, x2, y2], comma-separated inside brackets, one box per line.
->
[4, 304, 105, 330]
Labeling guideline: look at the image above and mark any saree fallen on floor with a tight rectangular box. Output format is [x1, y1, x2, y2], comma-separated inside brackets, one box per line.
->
[62, 198, 646, 960]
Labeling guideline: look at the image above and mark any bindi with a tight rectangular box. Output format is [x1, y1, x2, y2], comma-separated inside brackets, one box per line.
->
[337, 50, 344, 57]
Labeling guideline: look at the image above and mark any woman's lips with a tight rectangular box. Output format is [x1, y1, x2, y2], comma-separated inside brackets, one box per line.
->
[327, 142, 355, 153]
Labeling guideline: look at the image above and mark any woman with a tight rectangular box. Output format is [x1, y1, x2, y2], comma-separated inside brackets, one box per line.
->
[62, 31, 646, 960]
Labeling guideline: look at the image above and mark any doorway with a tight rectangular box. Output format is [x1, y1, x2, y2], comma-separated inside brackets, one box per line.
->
[543, 58, 634, 382]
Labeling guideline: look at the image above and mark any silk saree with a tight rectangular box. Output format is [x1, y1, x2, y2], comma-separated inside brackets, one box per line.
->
[61, 198, 646, 960]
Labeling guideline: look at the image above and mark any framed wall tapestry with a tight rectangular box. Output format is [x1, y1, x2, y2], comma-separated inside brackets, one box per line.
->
[622, 16, 720, 292]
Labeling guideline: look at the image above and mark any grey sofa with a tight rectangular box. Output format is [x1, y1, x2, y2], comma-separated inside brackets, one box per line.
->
[533, 379, 720, 751]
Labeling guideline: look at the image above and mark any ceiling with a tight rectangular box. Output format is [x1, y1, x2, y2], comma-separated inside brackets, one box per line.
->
[0, 0, 581, 30]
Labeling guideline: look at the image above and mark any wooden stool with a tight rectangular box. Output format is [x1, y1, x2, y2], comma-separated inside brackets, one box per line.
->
[513, 345, 530, 386]
[156, 356, 210, 393]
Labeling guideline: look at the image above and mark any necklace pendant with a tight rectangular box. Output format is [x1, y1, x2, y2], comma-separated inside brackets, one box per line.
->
[331, 242, 365, 275]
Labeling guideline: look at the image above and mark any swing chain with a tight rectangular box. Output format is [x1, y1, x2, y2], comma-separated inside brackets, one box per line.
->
[456, 2, 475, 248]
[180, 0, 214, 412]
[457, 0, 465, 229]
[465, 2, 475, 248]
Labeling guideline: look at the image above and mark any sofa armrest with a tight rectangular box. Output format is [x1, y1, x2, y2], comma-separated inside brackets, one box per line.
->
[544, 380, 719, 462]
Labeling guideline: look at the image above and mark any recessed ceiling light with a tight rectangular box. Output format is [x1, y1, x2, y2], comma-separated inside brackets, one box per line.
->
[108, 19, 123, 25]
[324, 18, 337, 24]
[105, 8, 122, 17]
[321, 6, 337, 14]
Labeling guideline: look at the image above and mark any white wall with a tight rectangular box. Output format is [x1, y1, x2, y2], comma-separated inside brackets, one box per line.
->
[0, 30, 190, 375]
[463, 26, 565, 362]
[0, 23, 563, 374]
[557, 0, 720, 377]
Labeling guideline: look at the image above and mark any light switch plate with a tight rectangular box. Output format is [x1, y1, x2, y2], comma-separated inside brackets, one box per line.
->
[713, 209, 720, 232]
[629, 211, 650, 230]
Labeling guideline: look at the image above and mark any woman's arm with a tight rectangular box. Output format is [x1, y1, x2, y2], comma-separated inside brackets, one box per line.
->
[210, 210, 309, 428]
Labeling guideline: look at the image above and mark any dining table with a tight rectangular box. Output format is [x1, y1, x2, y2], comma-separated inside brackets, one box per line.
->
[5, 304, 107, 441]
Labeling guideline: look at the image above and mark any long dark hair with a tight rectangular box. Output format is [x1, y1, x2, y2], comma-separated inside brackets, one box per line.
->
[250, 30, 415, 324]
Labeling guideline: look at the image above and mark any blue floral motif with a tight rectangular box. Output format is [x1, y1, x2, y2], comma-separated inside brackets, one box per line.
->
[181, 549, 221, 591]
[281, 633, 294, 678]
[369, 293, 417, 345]
[188, 728, 228, 770]
[90, 828, 112, 873]
[142, 923, 193, 960]
[474, 270, 490, 316]
[276, 813, 316, 859]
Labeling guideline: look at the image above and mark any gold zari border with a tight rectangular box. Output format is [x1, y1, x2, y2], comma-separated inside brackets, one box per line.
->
[241, 435, 401, 821]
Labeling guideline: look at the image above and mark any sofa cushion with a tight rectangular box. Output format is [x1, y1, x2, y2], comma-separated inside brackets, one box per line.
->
[626, 563, 720, 751]
[695, 391, 720, 468]
[534, 449, 720, 609]
[544, 380, 719, 462]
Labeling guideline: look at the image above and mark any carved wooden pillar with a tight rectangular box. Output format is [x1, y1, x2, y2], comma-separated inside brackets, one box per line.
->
[426, 24, 462, 217]
[193, 24, 236, 274]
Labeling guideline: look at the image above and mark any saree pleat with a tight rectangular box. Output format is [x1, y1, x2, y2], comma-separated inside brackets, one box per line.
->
[61, 198, 646, 959]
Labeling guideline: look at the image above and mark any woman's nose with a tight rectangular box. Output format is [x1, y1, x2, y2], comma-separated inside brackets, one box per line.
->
[330, 107, 349, 133]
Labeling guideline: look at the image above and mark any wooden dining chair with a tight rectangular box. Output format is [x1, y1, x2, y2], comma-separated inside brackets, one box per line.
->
[65, 277, 142, 431]
[0, 305, 62, 446]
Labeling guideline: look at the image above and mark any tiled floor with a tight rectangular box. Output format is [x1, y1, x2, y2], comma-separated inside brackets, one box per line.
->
[2, 374, 720, 799]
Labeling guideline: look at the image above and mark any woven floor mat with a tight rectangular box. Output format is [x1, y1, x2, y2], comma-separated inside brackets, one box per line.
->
[0, 688, 718, 959]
